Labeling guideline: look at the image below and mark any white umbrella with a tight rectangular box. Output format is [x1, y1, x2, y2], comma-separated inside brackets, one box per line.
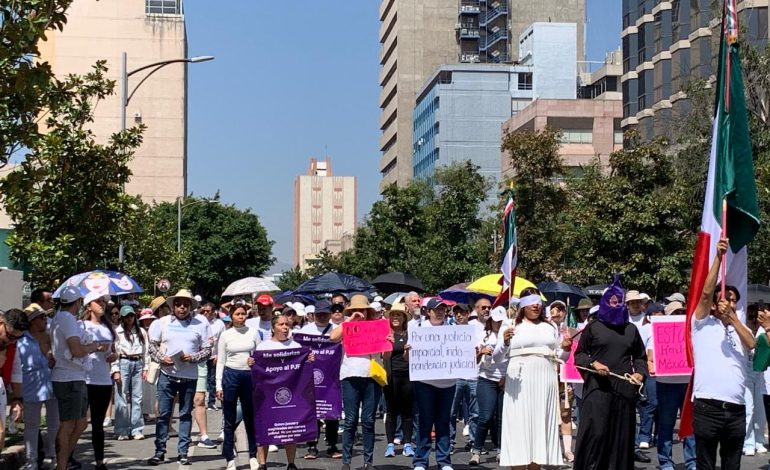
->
[222, 277, 279, 297]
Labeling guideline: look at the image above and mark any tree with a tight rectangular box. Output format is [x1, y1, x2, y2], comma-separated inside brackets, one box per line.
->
[152, 196, 275, 301]
[0, 61, 144, 286]
[0, 0, 74, 168]
[276, 266, 309, 291]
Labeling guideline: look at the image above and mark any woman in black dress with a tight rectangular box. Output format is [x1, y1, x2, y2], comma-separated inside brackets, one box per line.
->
[573, 275, 648, 470]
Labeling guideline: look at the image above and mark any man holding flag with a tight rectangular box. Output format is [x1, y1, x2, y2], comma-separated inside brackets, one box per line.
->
[682, 0, 762, 468]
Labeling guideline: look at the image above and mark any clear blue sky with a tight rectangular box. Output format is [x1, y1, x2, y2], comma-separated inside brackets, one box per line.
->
[184, 0, 621, 269]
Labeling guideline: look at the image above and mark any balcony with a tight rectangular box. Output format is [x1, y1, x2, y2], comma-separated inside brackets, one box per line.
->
[488, 52, 510, 63]
[459, 1, 480, 14]
[458, 28, 480, 39]
[460, 52, 481, 63]
[480, 4, 508, 26]
[480, 28, 508, 51]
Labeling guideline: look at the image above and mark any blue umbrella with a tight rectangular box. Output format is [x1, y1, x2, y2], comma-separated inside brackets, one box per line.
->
[272, 291, 316, 306]
[536, 281, 587, 307]
[439, 283, 495, 304]
[294, 272, 374, 296]
[52, 270, 144, 299]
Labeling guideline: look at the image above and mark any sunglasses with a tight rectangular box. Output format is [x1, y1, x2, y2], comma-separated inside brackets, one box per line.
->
[478, 306, 491, 310]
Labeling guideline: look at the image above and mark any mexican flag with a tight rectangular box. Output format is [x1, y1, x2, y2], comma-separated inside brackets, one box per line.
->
[493, 190, 517, 307]
[680, 0, 760, 438]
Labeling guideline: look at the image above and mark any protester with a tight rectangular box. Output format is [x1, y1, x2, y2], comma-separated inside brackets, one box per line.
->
[473, 298, 492, 323]
[624, 289, 654, 463]
[573, 275, 648, 470]
[252, 313, 315, 470]
[403, 292, 422, 329]
[82, 292, 118, 470]
[147, 289, 212, 466]
[138, 309, 158, 423]
[50, 288, 102, 470]
[470, 306, 510, 465]
[409, 298, 456, 470]
[216, 303, 261, 470]
[382, 303, 414, 458]
[548, 300, 576, 463]
[329, 294, 382, 470]
[149, 296, 170, 318]
[113, 305, 148, 440]
[298, 300, 342, 460]
[12, 304, 56, 470]
[690, 239, 759, 469]
[448, 302, 477, 454]
[744, 304, 767, 455]
[330, 293, 349, 308]
[201, 302, 225, 411]
[192, 303, 218, 450]
[245, 294, 274, 340]
[330, 303, 345, 326]
[498, 295, 564, 468]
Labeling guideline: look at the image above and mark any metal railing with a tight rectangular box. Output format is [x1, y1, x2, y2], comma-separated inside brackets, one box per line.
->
[480, 4, 508, 26]
[480, 28, 508, 50]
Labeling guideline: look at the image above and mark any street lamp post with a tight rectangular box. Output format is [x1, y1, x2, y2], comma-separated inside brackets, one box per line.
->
[117, 52, 214, 262]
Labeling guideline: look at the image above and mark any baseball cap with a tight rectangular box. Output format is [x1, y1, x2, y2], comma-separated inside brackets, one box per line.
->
[453, 303, 471, 313]
[120, 305, 136, 317]
[426, 298, 447, 310]
[490, 306, 508, 322]
[59, 286, 82, 304]
[665, 293, 686, 303]
[314, 301, 332, 315]
[664, 301, 685, 315]
[83, 291, 110, 306]
[645, 303, 665, 316]
[256, 294, 273, 306]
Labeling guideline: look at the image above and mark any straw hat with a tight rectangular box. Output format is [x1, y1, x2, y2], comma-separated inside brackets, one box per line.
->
[166, 289, 199, 310]
[149, 296, 167, 313]
[344, 294, 374, 314]
[387, 303, 409, 322]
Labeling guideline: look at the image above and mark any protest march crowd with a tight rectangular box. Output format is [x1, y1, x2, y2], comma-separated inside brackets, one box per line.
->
[0, 237, 767, 470]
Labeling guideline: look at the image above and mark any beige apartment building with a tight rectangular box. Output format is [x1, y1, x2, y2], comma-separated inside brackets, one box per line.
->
[38, 0, 189, 203]
[294, 159, 357, 270]
[378, 0, 586, 192]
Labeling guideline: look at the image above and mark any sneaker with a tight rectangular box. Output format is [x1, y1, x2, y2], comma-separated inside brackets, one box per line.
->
[269, 445, 279, 453]
[198, 436, 217, 449]
[132, 433, 145, 440]
[757, 445, 768, 454]
[414, 467, 426, 470]
[480, 448, 489, 455]
[178, 455, 191, 465]
[226, 460, 237, 470]
[394, 437, 402, 445]
[744, 448, 756, 456]
[469, 451, 481, 466]
[147, 454, 165, 466]
[219, 430, 225, 441]
[463, 424, 470, 437]
[384, 443, 396, 457]
[441, 466, 453, 470]
[639, 441, 650, 450]
[207, 405, 220, 411]
[305, 446, 319, 460]
[117, 435, 130, 441]
[287, 464, 298, 470]
[327, 446, 343, 459]
[403, 444, 415, 457]
[102, 417, 113, 427]
[250, 457, 260, 470]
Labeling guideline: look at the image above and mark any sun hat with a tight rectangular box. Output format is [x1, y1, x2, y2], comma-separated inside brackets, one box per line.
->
[83, 291, 110, 306]
[255, 294, 273, 306]
[166, 289, 199, 310]
[576, 298, 593, 310]
[119, 305, 136, 317]
[640, 293, 651, 302]
[58, 286, 83, 304]
[24, 303, 48, 322]
[149, 296, 167, 313]
[625, 290, 643, 303]
[490, 306, 508, 322]
[387, 303, 409, 321]
[344, 294, 374, 313]
[664, 301, 685, 315]
[138, 309, 156, 321]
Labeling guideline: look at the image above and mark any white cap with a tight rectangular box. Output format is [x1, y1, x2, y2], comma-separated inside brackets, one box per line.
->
[194, 295, 203, 303]
[371, 301, 383, 312]
[83, 291, 110, 306]
[305, 305, 315, 314]
[373, 295, 384, 303]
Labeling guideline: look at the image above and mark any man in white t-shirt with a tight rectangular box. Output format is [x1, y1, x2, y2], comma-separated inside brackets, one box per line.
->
[245, 294, 273, 340]
[691, 238, 758, 470]
[147, 290, 212, 466]
[200, 302, 225, 410]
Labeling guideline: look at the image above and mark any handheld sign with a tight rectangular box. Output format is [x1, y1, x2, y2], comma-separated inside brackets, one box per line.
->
[408, 325, 477, 381]
[293, 333, 343, 419]
[560, 330, 584, 383]
[342, 319, 393, 356]
[650, 316, 692, 376]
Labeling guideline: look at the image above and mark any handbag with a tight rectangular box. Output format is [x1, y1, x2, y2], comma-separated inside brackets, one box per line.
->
[369, 359, 388, 387]
[146, 360, 161, 385]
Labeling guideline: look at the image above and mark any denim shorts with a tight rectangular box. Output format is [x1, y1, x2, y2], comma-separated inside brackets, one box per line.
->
[53, 380, 88, 421]
[196, 362, 207, 393]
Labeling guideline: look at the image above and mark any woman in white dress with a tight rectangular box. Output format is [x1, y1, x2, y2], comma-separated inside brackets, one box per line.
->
[500, 294, 564, 469]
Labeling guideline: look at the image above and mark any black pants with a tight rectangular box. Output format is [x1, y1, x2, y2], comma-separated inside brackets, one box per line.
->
[693, 398, 746, 470]
[87, 384, 113, 462]
[383, 371, 413, 444]
[763, 395, 770, 439]
[308, 419, 339, 449]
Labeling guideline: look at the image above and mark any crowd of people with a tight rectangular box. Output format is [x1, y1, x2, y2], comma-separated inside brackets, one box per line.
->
[0, 242, 767, 470]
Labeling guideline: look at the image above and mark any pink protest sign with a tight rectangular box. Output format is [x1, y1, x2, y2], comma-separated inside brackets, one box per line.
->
[560, 331, 583, 383]
[342, 319, 393, 356]
[651, 316, 692, 376]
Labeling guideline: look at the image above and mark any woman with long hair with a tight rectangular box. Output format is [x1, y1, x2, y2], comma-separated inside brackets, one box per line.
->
[113, 305, 148, 440]
[469, 306, 510, 466]
[382, 303, 414, 458]
[217, 304, 261, 470]
[330, 294, 383, 470]
[499, 294, 565, 469]
[82, 293, 118, 470]
[548, 300, 577, 463]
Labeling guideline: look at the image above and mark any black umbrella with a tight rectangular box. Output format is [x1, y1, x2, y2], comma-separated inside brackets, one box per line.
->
[747, 284, 770, 305]
[294, 272, 374, 296]
[371, 272, 425, 294]
[537, 281, 588, 307]
[583, 283, 608, 298]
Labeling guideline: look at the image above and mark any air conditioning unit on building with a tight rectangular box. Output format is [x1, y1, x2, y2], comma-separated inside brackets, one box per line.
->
[455, 23, 462, 30]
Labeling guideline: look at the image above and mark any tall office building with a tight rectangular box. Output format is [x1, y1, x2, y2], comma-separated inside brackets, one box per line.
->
[38, 0, 189, 203]
[621, 0, 768, 139]
[378, 0, 586, 191]
[294, 159, 357, 270]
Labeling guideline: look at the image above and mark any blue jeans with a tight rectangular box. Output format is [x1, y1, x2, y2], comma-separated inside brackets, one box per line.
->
[413, 382, 456, 469]
[222, 368, 256, 460]
[656, 381, 695, 470]
[206, 359, 217, 408]
[154, 373, 196, 457]
[341, 377, 379, 465]
[636, 376, 657, 446]
[474, 377, 503, 452]
[114, 358, 144, 436]
[744, 370, 766, 452]
[449, 379, 478, 448]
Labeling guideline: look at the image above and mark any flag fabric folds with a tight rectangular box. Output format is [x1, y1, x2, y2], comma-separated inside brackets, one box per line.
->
[493, 190, 518, 308]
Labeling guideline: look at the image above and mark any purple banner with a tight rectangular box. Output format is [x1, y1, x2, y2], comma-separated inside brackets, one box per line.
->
[294, 333, 343, 419]
[251, 347, 318, 445]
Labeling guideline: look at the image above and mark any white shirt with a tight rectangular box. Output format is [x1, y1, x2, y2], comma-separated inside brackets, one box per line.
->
[83, 321, 114, 386]
[208, 317, 226, 350]
[245, 317, 272, 341]
[50, 309, 88, 382]
[256, 338, 301, 351]
[478, 324, 510, 381]
[629, 313, 646, 331]
[150, 315, 211, 380]
[298, 322, 338, 336]
[692, 315, 747, 404]
[216, 326, 261, 389]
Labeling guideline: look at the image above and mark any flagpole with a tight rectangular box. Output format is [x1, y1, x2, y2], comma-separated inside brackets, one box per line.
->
[721, 198, 728, 300]
[509, 181, 514, 308]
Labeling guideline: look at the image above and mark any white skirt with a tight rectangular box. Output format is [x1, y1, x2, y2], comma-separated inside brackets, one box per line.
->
[499, 355, 563, 466]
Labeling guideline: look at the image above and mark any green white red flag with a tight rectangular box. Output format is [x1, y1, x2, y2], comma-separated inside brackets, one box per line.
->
[493, 190, 517, 308]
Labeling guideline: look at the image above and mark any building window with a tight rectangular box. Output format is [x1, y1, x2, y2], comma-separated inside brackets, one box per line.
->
[561, 130, 593, 144]
[146, 0, 182, 15]
[518, 73, 533, 90]
[614, 131, 624, 144]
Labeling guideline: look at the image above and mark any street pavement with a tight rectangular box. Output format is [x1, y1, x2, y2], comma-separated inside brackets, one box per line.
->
[68, 410, 770, 470]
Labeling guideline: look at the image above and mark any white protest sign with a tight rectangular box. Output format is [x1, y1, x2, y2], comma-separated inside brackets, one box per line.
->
[408, 325, 478, 381]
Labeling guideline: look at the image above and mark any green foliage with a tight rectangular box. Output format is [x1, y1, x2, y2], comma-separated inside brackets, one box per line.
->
[276, 265, 309, 291]
[152, 196, 275, 301]
[0, 61, 144, 286]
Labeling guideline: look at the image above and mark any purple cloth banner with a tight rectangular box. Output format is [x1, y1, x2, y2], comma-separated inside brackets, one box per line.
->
[293, 333, 343, 419]
[251, 347, 318, 445]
